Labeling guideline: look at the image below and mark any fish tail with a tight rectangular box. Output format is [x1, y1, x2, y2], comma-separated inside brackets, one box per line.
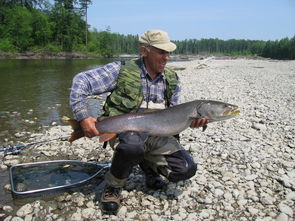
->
[61, 116, 80, 130]
[62, 116, 85, 142]
[62, 116, 117, 143]
[68, 128, 85, 142]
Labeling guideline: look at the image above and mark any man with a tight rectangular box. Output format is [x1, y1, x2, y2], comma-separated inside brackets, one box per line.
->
[70, 30, 208, 214]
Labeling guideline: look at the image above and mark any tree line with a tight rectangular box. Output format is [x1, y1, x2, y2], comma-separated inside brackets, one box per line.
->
[0, 1, 294, 59]
[174, 37, 295, 60]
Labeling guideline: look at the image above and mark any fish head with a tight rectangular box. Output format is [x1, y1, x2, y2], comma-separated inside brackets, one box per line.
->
[197, 100, 240, 121]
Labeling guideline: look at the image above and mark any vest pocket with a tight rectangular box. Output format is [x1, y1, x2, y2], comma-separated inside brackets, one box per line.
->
[122, 99, 137, 109]
[123, 84, 140, 99]
[109, 93, 122, 105]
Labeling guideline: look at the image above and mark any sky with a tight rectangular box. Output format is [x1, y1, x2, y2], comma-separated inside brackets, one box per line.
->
[86, 0, 295, 41]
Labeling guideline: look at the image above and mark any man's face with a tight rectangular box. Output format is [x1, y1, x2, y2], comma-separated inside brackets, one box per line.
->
[142, 46, 171, 74]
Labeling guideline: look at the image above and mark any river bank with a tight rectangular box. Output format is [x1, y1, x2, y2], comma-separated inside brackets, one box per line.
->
[1, 57, 294, 221]
[0, 51, 104, 59]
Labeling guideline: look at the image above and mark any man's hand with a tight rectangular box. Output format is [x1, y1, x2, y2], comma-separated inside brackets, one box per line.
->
[190, 118, 209, 128]
[80, 117, 100, 138]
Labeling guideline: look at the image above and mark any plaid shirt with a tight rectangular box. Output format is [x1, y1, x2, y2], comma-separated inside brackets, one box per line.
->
[70, 58, 181, 121]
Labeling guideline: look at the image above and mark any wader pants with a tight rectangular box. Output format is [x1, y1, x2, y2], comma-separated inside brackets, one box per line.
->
[105, 132, 197, 188]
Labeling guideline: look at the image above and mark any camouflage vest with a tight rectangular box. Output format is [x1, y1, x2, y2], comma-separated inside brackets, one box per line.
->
[103, 59, 178, 116]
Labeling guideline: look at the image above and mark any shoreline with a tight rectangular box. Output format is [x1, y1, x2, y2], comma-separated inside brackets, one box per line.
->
[1, 58, 294, 220]
[0, 51, 278, 61]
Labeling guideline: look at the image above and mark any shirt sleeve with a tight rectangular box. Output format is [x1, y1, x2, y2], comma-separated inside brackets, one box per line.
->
[70, 61, 121, 121]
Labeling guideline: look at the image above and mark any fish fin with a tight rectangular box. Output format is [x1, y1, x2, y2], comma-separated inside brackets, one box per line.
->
[202, 125, 208, 132]
[99, 133, 117, 143]
[68, 128, 85, 142]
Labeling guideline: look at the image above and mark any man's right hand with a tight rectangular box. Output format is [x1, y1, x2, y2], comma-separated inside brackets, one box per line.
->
[80, 117, 100, 138]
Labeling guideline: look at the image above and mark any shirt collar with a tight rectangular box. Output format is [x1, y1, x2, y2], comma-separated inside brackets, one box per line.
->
[139, 57, 164, 81]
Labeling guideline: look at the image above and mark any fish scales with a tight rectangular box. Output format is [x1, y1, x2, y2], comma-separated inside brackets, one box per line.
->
[96, 101, 196, 136]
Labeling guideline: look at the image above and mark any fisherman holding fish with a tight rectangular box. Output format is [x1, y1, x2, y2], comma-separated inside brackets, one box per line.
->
[69, 30, 209, 214]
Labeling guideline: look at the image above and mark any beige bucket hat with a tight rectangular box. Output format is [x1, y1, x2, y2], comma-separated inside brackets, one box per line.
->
[139, 30, 177, 52]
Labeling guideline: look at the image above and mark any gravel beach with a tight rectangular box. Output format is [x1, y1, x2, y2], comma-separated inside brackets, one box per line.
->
[1, 57, 294, 221]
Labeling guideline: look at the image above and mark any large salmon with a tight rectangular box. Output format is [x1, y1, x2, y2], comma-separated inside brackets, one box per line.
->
[63, 100, 240, 142]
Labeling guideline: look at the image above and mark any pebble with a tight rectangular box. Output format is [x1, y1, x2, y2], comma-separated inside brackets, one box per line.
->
[199, 210, 210, 218]
[11, 217, 24, 221]
[276, 213, 289, 221]
[252, 123, 267, 131]
[117, 206, 128, 218]
[14, 132, 24, 138]
[214, 188, 224, 197]
[3, 206, 13, 213]
[245, 174, 258, 181]
[278, 203, 293, 217]
[81, 208, 96, 219]
[285, 191, 295, 201]
[0, 164, 8, 170]
[70, 209, 82, 221]
[260, 193, 275, 205]
[248, 206, 259, 216]
[16, 204, 33, 217]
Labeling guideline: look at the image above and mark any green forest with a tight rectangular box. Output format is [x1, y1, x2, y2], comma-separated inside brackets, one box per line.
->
[1, 0, 294, 59]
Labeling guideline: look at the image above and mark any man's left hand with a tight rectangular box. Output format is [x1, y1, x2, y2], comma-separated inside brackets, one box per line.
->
[190, 118, 209, 128]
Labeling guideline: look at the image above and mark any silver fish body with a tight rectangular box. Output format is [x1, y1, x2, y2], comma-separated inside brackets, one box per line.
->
[95, 100, 240, 136]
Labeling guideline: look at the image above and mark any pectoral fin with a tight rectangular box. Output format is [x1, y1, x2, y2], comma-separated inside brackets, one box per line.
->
[99, 133, 117, 143]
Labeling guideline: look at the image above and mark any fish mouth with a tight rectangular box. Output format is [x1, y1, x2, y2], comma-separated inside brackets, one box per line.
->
[223, 106, 240, 116]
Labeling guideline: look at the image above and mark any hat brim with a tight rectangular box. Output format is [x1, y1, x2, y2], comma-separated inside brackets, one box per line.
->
[152, 42, 177, 52]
